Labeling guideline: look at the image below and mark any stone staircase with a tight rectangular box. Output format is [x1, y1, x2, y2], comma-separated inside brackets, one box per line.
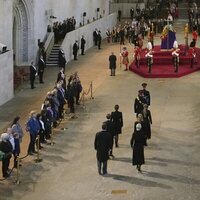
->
[46, 44, 61, 67]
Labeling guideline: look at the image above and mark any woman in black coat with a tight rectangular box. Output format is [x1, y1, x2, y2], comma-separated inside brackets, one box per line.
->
[130, 123, 146, 172]
[142, 104, 152, 139]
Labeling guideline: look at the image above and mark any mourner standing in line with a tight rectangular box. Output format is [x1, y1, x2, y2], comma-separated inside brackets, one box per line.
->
[97, 30, 102, 50]
[134, 91, 145, 116]
[93, 28, 98, 46]
[141, 83, 151, 106]
[38, 56, 46, 84]
[94, 123, 112, 175]
[104, 114, 115, 158]
[130, 123, 146, 172]
[118, 9, 122, 22]
[142, 104, 152, 140]
[30, 61, 37, 89]
[73, 40, 79, 60]
[111, 105, 123, 148]
[109, 52, 117, 76]
[58, 48, 66, 71]
[81, 35, 86, 55]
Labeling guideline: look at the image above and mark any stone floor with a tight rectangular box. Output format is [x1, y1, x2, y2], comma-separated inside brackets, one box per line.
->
[0, 23, 200, 200]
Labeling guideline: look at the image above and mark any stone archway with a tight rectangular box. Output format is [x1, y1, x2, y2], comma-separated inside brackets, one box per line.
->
[13, 0, 34, 66]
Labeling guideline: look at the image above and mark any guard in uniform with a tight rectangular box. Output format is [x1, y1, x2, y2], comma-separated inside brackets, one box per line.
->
[172, 48, 180, 73]
[188, 40, 196, 68]
[121, 47, 129, 71]
[134, 45, 141, 68]
[145, 49, 153, 73]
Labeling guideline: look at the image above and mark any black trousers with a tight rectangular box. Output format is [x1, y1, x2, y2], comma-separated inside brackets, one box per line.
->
[30, 77, 35, 89]
[28, 134, 36, 153]
[110, 68, 115, 76]
[97, 160, 107, 175]
[74, 53, 77, 60]
[81, 48, 85, 55]
[2, 157, 10, 177]
[39, 72, 44, 83]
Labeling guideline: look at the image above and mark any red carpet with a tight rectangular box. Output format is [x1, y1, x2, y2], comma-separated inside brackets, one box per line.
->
[129, 45, 200, 78]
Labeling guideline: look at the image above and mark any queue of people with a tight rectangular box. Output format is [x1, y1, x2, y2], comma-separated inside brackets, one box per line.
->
[0, 70, 83, 179]
[94, 83, 152, 175]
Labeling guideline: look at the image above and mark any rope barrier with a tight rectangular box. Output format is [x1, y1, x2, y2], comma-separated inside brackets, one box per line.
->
[79, 81, 94, 106]
[0, 81, 95, 182]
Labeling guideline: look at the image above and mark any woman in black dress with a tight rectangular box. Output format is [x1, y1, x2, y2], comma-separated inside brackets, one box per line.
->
[142, 104, 152, 140]
[130, 123, 146, 172]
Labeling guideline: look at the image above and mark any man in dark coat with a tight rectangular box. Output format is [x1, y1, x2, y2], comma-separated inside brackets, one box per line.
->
[30, 61, 37, 89]
[111, 105, 123, 147]
[118, 9, 122, 22]
[81, 36, 86, 55]
[94, 123, 112, 175]
[93, 28, 98, 46]
[134, 90, 146, 116]
[103, 114, 115, 158]
[38, 56, 46, 83]
[141, 83, 151, 106]
[109, 52, 117, 76]
[58, 49, 66, 70]
[97, 31, 102, 50]
[73, 40, 79, 60]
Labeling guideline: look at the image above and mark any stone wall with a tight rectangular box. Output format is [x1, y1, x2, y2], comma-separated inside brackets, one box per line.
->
[0, 51, 14, 106]
[61, 13, 117, 62]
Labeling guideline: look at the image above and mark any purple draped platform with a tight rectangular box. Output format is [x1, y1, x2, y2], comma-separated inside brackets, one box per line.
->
[161, 31, 176, 49]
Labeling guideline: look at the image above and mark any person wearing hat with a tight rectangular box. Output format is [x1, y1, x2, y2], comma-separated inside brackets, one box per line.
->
[94, 123, 112, 175]
[141, 83, 151, 106]
[130, 122, 146, 172]
[188, 40, 196, 68]
[120, 47, 129, 71]
[103, 114, 115, 158]
[0, 133, 13, 178]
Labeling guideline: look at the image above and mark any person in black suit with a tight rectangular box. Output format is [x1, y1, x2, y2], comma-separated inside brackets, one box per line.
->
[97, 31, 102, 50]
[130, 123, 146, 172]
[130, 8, 134, 19]
[141, 83, 151, 106]
[111, 105, 123, 147]
[81, 36, 86, 55]
[94, 123, 112, 175]
[30, 61, 37, 89]
[38, 56, 45, 83]
[134, 90, 146, 116]
[103, 114, 115, 158]
[109, 52, 117, 76]
[118, 9, 122, 22]
[73, 40, 79, 60]
[58, 48, 66, 71]
[93, 28, 98, 46]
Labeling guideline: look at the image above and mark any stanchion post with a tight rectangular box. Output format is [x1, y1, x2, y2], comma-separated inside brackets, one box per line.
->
[35, 135, 43, 163]
[15, 156, 20, 185]
[90, 81, 94, 99]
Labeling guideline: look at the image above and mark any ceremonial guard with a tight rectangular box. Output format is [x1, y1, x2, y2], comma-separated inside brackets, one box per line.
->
[134, 45, 141, 68]
[184, 23, 189, 53]
[121, 47, 129, 71]
[188, 40, 196, 68]
[30, 61, 37, 89]
[38, 56, 46, 83]
[80, 36, 86, 55]
[172, 41, 180, 73]
[145, 49, 153, 73]
[141, 83, 151, 106]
